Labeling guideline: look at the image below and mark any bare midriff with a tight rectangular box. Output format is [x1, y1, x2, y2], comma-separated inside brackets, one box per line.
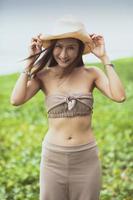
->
[40, 66, 96, 146]
[44, 114, 96, 146]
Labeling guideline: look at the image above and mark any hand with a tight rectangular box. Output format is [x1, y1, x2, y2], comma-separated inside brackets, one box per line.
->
[29, 33, 43, 57]
[26, 34, 43, 68]
[89, 34, 107, 59]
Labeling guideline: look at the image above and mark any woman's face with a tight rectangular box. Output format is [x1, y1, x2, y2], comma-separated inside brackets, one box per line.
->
[53, 38, 79, 68]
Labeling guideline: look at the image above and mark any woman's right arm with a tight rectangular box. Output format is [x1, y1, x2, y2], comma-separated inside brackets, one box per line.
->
[10, 34, 43, 106]
[10, 68, 41, 106]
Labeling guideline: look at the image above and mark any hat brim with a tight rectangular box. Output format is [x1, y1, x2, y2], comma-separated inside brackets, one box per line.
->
[40, 30, 94, 55]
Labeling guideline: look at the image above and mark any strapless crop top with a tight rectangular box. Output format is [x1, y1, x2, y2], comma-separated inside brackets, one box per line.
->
[45, 92, 94, 118]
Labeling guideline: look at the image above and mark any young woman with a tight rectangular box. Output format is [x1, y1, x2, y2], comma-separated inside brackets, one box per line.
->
[10, 16, 126, 200]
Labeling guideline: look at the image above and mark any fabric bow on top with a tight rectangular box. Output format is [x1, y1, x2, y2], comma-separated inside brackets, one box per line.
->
[66, 96, 77, 110]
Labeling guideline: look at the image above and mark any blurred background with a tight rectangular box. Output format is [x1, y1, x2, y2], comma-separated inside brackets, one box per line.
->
[0, 0, 133, 199]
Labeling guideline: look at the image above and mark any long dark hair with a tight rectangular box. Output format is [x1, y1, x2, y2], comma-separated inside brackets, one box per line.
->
[24, 38, 85, 78]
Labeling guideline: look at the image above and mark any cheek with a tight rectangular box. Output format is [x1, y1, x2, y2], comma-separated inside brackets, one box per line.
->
[69, 49, 79, 59]
[53, 49, 60, 58]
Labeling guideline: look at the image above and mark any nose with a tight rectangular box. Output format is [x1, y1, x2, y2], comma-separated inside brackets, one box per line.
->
[59, 48, 68, 60]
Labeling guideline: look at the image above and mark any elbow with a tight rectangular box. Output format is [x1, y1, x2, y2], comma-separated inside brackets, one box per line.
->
[120, 96, 126, 102]
[10, 98, 23, 106]
[10, 100, 20, 106]
[113, 95, 126, 103]
[110, 90, 127, 103]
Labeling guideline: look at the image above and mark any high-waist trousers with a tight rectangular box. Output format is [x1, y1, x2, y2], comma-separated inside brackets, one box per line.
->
[40, 138, 102, 200]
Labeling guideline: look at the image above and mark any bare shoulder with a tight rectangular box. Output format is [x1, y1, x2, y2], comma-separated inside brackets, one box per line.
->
[84, 65, 102, 79]
[84, 65, 102, 72]
[32, 68, 51, 94]
[35, 67, 51, 80]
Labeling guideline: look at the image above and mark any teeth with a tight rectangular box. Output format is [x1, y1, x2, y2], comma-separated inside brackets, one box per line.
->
[59, 59, 69, 63]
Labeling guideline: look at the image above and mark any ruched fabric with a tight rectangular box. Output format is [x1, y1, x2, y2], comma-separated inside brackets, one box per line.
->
[45, 92, 93, 118]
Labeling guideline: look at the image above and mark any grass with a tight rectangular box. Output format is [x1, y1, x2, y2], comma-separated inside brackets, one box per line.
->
[0, 57, 133, 200]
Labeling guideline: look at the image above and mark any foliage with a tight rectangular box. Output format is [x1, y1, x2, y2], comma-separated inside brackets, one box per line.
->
[0, 57, 133, 200]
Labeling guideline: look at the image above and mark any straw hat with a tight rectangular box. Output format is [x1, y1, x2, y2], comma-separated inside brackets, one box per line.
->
[40, 16, 94, 54]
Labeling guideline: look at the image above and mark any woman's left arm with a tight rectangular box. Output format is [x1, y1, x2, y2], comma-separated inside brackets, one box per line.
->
[89, 34, 126, 103]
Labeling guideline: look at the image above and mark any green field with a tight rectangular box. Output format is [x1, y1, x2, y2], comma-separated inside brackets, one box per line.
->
[0, 57, 133, 200]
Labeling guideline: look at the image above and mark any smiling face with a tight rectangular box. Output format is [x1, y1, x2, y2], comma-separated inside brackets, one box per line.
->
[53, 38, 80, 68]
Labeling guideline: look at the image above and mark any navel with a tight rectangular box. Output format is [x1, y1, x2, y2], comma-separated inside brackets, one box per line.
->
[68, 136, 72, 140]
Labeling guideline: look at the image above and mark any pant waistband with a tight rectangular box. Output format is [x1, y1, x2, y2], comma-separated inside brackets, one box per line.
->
[42, 138, 97, 153]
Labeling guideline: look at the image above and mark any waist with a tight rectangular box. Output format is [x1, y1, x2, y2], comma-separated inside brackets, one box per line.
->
[42, 137, 97, 153]
[45, 116, 94, 146]
[43, 126, 95, 146]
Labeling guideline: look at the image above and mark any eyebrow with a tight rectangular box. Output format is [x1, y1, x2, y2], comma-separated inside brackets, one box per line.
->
[56, 42, 78, 47]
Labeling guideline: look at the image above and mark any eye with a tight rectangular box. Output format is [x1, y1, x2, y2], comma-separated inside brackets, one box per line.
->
[68, 46, 74, 50]
[55, 44, 62, 48]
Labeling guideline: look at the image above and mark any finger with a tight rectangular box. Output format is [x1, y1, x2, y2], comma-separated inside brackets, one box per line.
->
[90, 33, 97, 37]
[30, 39, 42, 49]
[33, 34, 42, 45]
[37, 33, 42, 39]
[31, 37, 38, 43]
[91, 36, 103, 42]
[31, 41, 37, 46]
[94, 34, 103, 38]
[97, 35, 103, 37]
[90, 33, 96, 37]
[30, 42, 38, 50]
[30, 45, 36, 50]
[96, 35, 103, 39]
[36, 40, 43, 49]
[91, 34, 99, 39]
[38, 33, 42, 36]
[37, 36, 42, 43]
[36, 41, 42, 49]
[36, 38, 41, 43]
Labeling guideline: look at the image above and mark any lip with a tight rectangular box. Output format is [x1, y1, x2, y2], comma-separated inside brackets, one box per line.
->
[58, 58, 70, 63]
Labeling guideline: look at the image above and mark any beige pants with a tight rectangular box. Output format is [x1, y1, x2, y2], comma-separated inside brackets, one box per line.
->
[40, 138, 102, 200]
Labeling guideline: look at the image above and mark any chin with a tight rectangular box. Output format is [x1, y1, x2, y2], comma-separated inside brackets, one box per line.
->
[58, 62, 72, 68]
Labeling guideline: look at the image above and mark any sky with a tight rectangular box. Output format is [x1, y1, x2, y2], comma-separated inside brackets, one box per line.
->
[0, 0, 133, 75]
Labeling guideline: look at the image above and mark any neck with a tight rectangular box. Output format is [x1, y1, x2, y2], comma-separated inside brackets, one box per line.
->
[54, 64, 76, 78]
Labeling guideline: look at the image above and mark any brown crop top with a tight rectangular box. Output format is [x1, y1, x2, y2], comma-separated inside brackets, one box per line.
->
[45, 92, 94, 118]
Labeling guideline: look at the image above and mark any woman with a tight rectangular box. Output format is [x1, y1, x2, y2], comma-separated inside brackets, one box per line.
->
[10, 16, 126, 200]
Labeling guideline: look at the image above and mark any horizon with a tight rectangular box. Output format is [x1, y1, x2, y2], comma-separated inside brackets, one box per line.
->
[0, 56, 132, 76]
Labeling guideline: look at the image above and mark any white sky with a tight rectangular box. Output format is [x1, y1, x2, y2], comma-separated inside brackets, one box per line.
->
[0, 0, 133, 75]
